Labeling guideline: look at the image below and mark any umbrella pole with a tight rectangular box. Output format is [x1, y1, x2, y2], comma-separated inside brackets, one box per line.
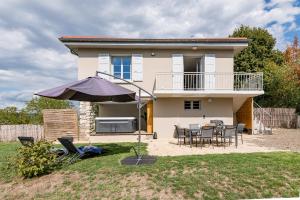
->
[95, 71, 157, 165]
[137, 88, 142, 164]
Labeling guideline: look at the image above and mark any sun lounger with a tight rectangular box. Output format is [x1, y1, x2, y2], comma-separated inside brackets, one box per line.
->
[17, 136, 34, 147]
[57, 138, 103, 163]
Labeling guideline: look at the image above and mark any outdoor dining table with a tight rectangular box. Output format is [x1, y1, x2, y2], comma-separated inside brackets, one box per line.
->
[186, 124, 238, 148]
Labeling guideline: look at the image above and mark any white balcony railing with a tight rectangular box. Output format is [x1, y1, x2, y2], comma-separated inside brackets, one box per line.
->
[155, 72, 263, 91]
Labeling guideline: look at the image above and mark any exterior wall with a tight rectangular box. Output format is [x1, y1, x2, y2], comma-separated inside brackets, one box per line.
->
[153, 97, 233, 138]
[77, 48, 234, 94]
[77, 48, 234, 137]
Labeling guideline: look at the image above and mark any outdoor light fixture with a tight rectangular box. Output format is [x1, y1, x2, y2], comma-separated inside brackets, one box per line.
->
[192, 46, 197, 50]
[151, 52, 155, 56]
[208, 98, 212, 103]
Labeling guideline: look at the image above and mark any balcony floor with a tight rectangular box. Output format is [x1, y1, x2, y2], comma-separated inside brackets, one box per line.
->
[153, 89, 264, 97]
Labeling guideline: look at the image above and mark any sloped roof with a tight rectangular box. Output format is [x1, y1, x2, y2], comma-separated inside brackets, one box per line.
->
[59, 36, 249, 43]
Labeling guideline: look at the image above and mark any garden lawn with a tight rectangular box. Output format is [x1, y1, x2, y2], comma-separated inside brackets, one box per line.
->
[0, 142, 300, 200]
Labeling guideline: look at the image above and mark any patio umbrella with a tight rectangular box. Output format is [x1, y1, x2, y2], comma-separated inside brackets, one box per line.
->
[36, 76, 136, 102]
[36, 74, 156, 165]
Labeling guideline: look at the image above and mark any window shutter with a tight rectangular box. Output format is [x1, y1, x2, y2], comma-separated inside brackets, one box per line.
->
[172, 54, 184, 90]
[98, 53, 110, 80]
[204, 54, 215, 89]
[132, 54, 143, 81]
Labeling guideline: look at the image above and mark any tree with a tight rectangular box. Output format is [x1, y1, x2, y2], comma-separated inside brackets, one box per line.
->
[255, 61, 300, 108]
[230, 26, 300, 110]
[0, 107, 30, 125]
[230, 25, 284, 72]
[284, 35, 300, 84]
[23, 97, 72, 124]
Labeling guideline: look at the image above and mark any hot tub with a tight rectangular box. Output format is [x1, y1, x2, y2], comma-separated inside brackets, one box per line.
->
[95, 117, 137, 133]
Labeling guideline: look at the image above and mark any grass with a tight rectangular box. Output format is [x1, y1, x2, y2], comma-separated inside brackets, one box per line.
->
[0, 142, 300, 199]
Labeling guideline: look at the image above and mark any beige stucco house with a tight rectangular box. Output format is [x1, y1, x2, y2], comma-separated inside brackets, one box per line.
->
[59, 36, 263, 139]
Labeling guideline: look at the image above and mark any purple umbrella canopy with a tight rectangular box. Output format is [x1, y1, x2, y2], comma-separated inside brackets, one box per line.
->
[35, 76, 136, 102]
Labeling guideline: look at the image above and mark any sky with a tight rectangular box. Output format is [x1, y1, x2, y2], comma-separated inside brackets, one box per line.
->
[0, 0, 299, 108]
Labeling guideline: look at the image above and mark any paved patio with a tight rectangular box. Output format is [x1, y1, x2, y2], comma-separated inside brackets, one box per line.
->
[86, 128, 300, 156]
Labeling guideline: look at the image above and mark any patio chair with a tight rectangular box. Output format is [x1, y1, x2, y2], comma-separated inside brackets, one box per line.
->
[210, 120, 224, 126]
[221, 125, 237, 148]
[58, 138, 103, 163]
[197, 126, 214, 148]
[18, 136, 34, 147]
[174, 125, 186, 146]
[210, 121, 225, 146]
[236, 123, 245, 144]
[189, 124, 200, 147]
[61, 136, 74, 142]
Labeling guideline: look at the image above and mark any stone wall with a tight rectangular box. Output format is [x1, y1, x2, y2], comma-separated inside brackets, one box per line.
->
[79, 102, 95, 140]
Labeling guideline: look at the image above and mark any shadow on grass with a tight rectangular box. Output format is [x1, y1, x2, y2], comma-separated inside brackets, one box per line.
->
[78, 142, 147, 157]
[94, 143, 133, 156]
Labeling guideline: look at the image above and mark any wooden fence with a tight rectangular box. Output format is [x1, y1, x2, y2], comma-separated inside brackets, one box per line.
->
[254, 107, 298, 128]
[0, 124, 44, 142]
[43, 109, 78, 141]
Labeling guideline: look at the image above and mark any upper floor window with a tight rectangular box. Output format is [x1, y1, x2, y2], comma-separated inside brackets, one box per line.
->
[112, 56, 131, 80]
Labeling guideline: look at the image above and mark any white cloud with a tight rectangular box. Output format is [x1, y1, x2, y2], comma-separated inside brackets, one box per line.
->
[27, 48, 76, 70]
[0, 28, 30, 51]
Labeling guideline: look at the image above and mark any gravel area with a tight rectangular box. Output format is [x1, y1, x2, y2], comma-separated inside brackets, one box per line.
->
[247, 128, 300, 152]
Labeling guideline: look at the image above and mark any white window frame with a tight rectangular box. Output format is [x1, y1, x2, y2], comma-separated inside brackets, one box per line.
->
[111, 55, 132, 81]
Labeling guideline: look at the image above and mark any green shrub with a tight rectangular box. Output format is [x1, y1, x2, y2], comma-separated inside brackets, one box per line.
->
[12, 140, 59, 178]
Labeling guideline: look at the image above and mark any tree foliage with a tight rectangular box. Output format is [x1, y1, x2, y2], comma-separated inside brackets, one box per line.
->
[0, 107, 30, 125]
[230, 25, 299, 110]
[23, 97, 72, 124]
[255, 61, 300, 107]
[0, 97, 72, 125]
[230, 25, 284, 72]
[10, 140, 60, 178]
[284, 35, 300, 84]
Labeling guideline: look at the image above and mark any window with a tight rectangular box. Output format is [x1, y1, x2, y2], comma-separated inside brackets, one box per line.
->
[184, 100, 201, 110]
[112, 56, 131, 80]
[184, 101, 191, 109]
[193, 101, 200, 109]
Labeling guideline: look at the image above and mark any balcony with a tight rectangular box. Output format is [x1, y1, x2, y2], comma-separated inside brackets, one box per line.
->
[154, 72, 264, 97]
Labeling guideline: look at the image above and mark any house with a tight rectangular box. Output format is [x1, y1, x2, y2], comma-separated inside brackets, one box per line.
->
[59, 36, 263, 139]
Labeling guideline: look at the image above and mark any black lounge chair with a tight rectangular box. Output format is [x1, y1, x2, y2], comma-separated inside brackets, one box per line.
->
[18, 136, 34, 147]
[58, 138, 103, 163]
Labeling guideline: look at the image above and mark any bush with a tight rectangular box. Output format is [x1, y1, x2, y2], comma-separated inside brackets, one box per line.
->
[12, 141, 60, 178]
